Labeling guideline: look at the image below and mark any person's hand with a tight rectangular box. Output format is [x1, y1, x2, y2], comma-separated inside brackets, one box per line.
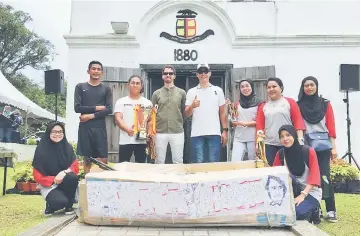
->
[331, 148, 338, 159]
[225, 98, 231, 106]
[192, 95, 200, 109]
[221, 131, 228, 147]
[126, 127, 134, 137]
[231, 121, 239, 127]
[294, 194, 306, 206]
[54, 171, 66, 185]
[79, 114, 94, 122]
[95, 106, 106, 111]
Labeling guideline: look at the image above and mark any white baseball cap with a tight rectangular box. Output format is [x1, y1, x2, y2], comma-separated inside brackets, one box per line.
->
[197, 63, 210, 70]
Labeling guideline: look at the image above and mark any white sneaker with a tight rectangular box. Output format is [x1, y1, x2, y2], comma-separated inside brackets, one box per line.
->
[325, 211, 338, 223]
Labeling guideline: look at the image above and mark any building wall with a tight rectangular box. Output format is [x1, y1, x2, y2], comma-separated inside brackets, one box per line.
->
[65, 0, 360, 162]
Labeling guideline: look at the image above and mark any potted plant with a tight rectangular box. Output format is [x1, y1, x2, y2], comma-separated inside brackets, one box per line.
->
[330, 159, 360, 193]
[12, 165, 29, 191]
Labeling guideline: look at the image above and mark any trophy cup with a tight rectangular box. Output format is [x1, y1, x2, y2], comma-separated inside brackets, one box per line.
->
[134, 105, 153, 140]
[256, 130, 268, 168]
[227, 102, 239, 121]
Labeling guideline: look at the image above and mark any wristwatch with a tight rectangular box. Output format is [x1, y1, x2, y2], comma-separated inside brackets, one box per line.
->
[222, 128, 229, 132]
[301, 191, 308, 197]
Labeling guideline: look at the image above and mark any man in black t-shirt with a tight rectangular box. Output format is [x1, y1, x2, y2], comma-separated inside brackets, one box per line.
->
[74, 61, 112, 174]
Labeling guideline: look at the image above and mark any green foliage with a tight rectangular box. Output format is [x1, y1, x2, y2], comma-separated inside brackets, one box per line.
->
[12, 162, 32, 182]
[0, 3, 56, 78]
[0, 3, 65, 117]
[26, 138, 37, 145]
[330, 159, 359, 182]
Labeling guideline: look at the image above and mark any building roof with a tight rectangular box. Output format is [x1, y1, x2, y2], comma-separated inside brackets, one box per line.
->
[0, 71, 65, 122]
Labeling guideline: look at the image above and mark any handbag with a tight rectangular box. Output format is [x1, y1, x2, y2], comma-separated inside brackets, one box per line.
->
[304, 132, 332, 151]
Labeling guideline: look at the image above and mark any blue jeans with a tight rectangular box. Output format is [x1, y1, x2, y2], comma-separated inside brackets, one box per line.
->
[191, 135, 221, 163]
[265, 144, 282, 166]
[0, 128, 12, 143]
[296, 194, 320, 221]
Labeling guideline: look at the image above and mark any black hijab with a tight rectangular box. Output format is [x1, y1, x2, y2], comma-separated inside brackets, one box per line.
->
[297, 76, 328, 124]
[239, 79, 262, 108]
[32, 122, 76, 176]
[278, 125, 305, 176]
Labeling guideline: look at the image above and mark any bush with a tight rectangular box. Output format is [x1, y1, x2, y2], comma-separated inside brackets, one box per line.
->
[330, 159, 359, 182]
[26, 138, 37, 145]
[12, 162, 32, 182]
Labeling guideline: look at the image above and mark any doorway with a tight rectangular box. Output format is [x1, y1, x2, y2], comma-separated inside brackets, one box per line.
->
[141, 64, 232, 163]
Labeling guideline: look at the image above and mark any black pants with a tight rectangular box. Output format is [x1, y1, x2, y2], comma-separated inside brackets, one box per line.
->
[46, 172, 79, 211]
[265, 144, 282, 166]
[118, 144, 146, 163]
[317, 150, 336, 212]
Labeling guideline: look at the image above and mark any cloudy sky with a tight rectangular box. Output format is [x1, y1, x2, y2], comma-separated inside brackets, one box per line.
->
[3, 0, 71, 85]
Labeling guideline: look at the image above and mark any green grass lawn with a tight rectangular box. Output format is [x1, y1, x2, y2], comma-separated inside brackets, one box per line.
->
[317, 193, 360, 236]
[0, 161, 46, 236]
[0, 162, 360, 236]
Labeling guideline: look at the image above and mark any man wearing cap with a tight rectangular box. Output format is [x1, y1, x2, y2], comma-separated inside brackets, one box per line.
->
[184, 63, 228, 163]
[151, 65, 186, 164]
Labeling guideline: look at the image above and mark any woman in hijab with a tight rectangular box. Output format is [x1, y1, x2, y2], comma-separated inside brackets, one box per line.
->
[256, 77, 305, 166]
[273, 125, 322, 224]
[230, 79, 262, 161]
[298, 76, 338, 222]
[32, 121, 79, 216]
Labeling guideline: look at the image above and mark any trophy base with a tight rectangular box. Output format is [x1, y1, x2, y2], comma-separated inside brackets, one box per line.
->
[255, 160, 265, 168]
[136, 131, 147, 140]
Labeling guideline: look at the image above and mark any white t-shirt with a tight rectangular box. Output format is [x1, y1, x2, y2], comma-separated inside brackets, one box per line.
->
[185, 84, 225, 137]
[114, 96, 152, 145]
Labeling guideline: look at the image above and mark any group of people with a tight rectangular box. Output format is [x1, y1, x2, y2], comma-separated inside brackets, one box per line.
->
[0, 106, 23, 143]
[31, 60, 339, 225]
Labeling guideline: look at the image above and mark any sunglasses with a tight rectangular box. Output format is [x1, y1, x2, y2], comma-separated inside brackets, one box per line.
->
[197, 69, 209, 74]
[163, 72, 174, 76]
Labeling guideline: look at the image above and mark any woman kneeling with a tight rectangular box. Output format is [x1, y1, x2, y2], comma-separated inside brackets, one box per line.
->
[273, 125, 322, 224]
[32, 121, 79, 216]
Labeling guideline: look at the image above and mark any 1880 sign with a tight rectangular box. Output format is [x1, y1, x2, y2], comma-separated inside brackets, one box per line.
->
[174, 49, 198, 61]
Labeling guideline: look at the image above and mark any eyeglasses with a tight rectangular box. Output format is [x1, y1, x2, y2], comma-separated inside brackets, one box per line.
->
[163, 72, 174, 76]
[197, 69, 209, 74]
[51, 131, 64, 135]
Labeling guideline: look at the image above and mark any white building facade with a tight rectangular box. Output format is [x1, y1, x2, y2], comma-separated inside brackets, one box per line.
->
[64, 0, 360, 163]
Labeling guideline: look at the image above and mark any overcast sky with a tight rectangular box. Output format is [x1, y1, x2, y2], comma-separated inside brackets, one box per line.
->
[3, 0, 71, 86]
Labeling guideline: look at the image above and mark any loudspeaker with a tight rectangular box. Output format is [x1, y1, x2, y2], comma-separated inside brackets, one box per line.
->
[45, 69, 64, 95]
[339, 64, 360, 92]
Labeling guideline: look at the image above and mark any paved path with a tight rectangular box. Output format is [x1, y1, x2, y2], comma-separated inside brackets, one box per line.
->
[55, 220, 296, 236]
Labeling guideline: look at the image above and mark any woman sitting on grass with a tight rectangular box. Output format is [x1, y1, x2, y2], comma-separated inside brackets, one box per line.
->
[32, 121, 79, 216]
[273, 125, 322, 224]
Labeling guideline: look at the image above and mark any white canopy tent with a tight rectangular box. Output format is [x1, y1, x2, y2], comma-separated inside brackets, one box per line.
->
[0, 71, 65, 123]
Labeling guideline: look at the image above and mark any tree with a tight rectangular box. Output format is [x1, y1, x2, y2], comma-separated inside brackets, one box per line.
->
[0, 3, 56, 78]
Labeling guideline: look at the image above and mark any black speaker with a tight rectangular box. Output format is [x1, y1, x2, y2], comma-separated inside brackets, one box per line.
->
[45, 69, 64, 94]
[339, 64, 360, 92]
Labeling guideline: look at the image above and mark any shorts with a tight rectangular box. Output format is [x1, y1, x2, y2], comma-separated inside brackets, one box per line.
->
[77, 126, 108, 158]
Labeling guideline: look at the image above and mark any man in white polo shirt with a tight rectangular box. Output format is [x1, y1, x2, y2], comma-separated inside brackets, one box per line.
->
[184, 63, 228, 163]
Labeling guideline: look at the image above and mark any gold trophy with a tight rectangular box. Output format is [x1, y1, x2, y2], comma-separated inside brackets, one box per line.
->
[227, 101, 239, 121]
[256, 130, 268, 168]
[134, 105, 153, 140]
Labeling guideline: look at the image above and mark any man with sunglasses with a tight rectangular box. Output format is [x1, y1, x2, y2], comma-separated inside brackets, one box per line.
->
[184, 63, 228, 163]
[151, 65, 186, 164]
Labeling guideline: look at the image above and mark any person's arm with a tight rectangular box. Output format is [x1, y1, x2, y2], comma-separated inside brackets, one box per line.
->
[295, 148, 320, 205]
[325, 102, 337, 158]
[65, 159, 79, 175]
[286, 98, 306, 139]
[33, 168, 55, 187]
[255, 103, 265, 132]
[93, 87, 113, 119]
[113, 99, 133, 135]
[184, 90, 195, 118]
[181, 90, 186, 120]
[74, 84, 98, 114]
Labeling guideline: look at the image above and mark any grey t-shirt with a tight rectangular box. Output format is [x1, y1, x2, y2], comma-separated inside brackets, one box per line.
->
[264, 97, 292, 146]
[233, 105, 258, 142]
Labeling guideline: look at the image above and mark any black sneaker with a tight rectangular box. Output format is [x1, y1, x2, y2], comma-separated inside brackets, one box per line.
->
[325, 211, 338, 223]
[64, 207, 75, 215]
[44, 204, 54, 217]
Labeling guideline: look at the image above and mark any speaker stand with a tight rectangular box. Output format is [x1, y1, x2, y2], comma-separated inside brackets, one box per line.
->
[55, 93, 58, 121]
[341, 90, 360, 170]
